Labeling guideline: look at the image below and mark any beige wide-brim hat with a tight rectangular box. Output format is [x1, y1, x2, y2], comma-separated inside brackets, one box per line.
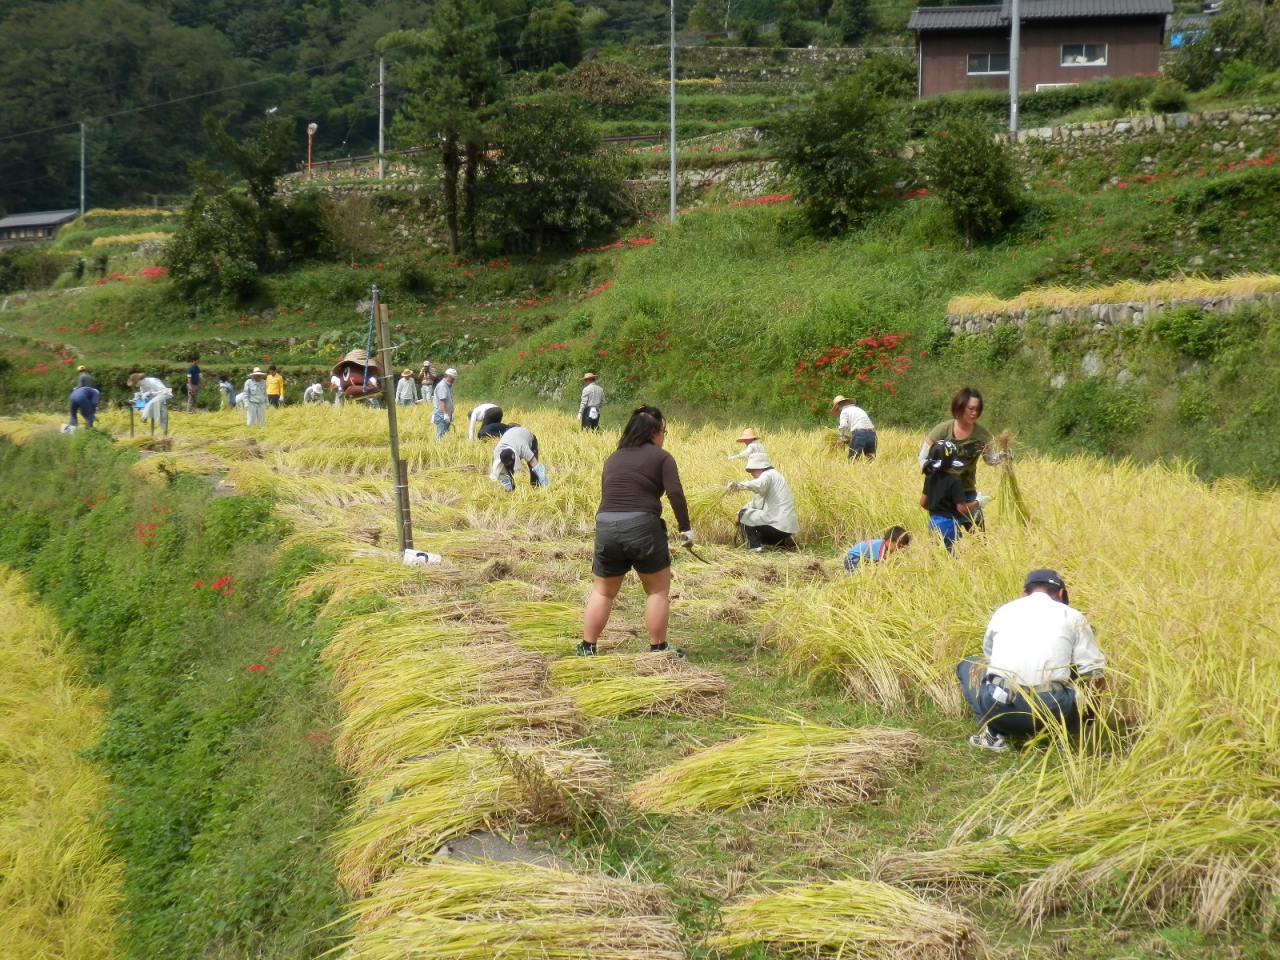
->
[745, 451, 772, 470]
[402, 369, 413, 377]
[582, 372, 597, 381]
[831, 395, 852, 412]
[735, 428, 759, 443]
[251, 367, 265, 377]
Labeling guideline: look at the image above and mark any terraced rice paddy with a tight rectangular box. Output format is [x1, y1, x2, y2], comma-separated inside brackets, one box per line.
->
[3, 402, 1278, 959]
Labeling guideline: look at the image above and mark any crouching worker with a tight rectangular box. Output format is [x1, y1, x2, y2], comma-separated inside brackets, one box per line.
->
[68, 384, 101, 430]
[490, 424, 548, 491]
[957, 569, 1106, 752]
[728, 451, 799, 552]
[844, 526, 910, 570]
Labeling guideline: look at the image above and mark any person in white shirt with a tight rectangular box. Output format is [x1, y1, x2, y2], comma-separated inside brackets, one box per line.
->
[727, 451, 800, 551]
[957, 568, 1106, 752]
[302, 382, 324, 404]
[128, 373, 172, 433]
[578, 372, 605, 430]
[727, 427, 766, 461]
[489, 425, 547, 491]
[832, 395, 876, 460]
[468, 402, 499, 440]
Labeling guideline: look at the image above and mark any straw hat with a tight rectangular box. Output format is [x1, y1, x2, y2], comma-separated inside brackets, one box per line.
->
[582, 372, 597, 381]
[735, 427, 758, 443]
[831, 395, 853, 412]
[250, 367, 266, 377]
[745, 451, 772, 470]
[401, 369, 413, 377]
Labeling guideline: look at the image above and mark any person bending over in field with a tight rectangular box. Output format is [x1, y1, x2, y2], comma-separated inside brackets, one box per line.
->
[727, 427, 765, 461]
[468, 402, 499, 440]
[490, 424, 547, 492]
[579, 405, 692, 658]
[843, 526, 910, 570]
[727, 451, 800, 552]
[957, 568, 1106, 753]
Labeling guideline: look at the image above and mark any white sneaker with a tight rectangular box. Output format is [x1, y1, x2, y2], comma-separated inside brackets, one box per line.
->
[967, 729, 1009, 752]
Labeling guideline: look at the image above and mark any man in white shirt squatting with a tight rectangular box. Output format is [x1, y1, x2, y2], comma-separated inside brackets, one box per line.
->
[957, 568, 1106, 752]
[727, 451, 800, 552]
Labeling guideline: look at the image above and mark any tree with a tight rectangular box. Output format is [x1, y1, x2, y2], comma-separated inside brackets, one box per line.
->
[827, 0, 871, 44]
[767, 76, 908, 234]
[481, 93, 628, 252]
[391, 0, 503, 255]
[516, 0, 584, 71]
[917, 113, 1023, 248]
[1166, 0, 1280, 91]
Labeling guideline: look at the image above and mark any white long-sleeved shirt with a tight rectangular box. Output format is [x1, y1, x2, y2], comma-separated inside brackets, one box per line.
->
[395, 376, 418, 403]
[468, 403, 498, 440]
[302, 383, 324, 403]
[242, 378, 268, 405]
[735, 469, 800, 534]
[837, 403, 874, 437]
[728, 440, 766, 461]
[134, 376, 171, 400]
[982, 591, 1106, 687]
[489, 426, 537, 481]
[578, 382, 605, 417]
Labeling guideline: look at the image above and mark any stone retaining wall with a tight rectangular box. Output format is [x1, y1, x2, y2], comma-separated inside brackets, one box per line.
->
[946, 291, 1280, 335]
[1012, 104, 1279, 157]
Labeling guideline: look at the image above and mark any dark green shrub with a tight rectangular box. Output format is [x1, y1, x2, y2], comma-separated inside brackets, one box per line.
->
[917, 112, 1023, 247]
[1218, 59, 1261, 94]
[1049, 379, 1142, 456]
[0, 247, 71, 294]
[1148, 79, 1189, 113]
[852, 51, 916, 101]
[1166, 0, 1280, 90]
[1107, 75, 1156, 112]
[1149, 306, 1232, 361]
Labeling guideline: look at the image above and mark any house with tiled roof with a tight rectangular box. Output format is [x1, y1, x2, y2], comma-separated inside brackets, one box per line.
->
[908, 0, 1173, 98]
[0, 209, 79, 248]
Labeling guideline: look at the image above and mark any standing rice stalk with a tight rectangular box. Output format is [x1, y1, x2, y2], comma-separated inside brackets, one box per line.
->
[994, 430, 1030, 526]
[626, 721, 924, 814]
[706, 877, 984, 960]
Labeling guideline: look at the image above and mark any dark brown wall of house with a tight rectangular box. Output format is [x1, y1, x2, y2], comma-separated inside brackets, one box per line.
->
[919, 18, 1165, 97]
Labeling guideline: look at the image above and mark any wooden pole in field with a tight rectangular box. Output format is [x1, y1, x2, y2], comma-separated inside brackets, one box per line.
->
[373, 291, 412, 552]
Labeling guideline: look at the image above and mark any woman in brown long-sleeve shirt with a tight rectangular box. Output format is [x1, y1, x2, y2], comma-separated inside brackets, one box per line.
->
[577, 405, 694, 657]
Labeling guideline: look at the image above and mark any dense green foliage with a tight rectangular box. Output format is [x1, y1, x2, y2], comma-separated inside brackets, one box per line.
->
[0, 246, 71, 294]
[917, 113, 1023, 248]
[0, 431, 347, 960]
[1167, 0, 1280, 91]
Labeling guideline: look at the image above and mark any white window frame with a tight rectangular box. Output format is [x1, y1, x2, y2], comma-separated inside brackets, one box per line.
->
[1061, 43, 1108, 67]
[966, 52, 1010, 76]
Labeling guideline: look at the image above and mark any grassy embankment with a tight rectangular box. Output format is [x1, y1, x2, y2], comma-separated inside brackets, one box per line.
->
[4, 402, 1278, 959]
[0, 429, 348, 960]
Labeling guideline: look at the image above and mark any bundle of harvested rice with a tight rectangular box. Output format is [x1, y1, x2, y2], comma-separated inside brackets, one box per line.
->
[626, 721, 924, 814]
[994, 430, 1030, 526]
[289, 551, 467, 615]
[0, 416, 62, 445]
[706, 877, 984, 960]
[130, 451, 224, 483]
[559, 673, 726, 719]
[323, 615, 501, 683]
[335, 698, 583, 774]
[346, 860, 683, 959]
[487, 600, 585, 652]
[336, 745, 611, 894]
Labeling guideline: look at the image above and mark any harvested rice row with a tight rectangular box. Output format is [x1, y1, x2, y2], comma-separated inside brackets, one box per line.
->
[706, 877, 984, 960]
[336, 744, 611, 895]
[550, 655, 726, 718]
[626, 721, 925, 814]
[347, 861, 683, 959]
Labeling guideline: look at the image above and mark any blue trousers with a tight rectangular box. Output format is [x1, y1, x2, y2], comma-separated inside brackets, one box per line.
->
[434, 414, 451, 439]
[956, 655, 1080, 737]
[69, 397, 96, 428]
[928, 514, 969, 553]
[847, 429, 877, 460]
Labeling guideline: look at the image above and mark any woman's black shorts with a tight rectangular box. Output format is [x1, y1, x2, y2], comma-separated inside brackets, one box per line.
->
[592, 514, 670, 577]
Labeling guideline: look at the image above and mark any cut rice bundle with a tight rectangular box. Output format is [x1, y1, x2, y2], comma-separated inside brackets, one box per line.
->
[335, 698, 584, 775]
[706, 877, 984, 960]
[626, 721, 924, 814]
[487, 600, 584, 652]
[336, 745, 611, 895]
[130, 451, 224, 483]
[560, 673, 726, 719]
[289, 551, 467, 615]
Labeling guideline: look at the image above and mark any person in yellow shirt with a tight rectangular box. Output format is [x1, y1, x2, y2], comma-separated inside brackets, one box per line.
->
[265, 366, 285, 407]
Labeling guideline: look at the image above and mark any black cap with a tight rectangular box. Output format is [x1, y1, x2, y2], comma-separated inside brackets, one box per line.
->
[1024, 568, 1065, 592]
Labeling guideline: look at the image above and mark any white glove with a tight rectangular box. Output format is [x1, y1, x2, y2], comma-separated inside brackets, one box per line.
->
[679, 529, 695, 547]
[976, 493, 992, 509]
[917, 441, 932, 469]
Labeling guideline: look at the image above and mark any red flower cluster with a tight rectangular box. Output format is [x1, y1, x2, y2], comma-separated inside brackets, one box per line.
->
[783, 331, 914, 408]
[729, 193, 792, 208]
[190, 574, 234, 597]
[140, 266, 168, 278]
[579, 236, 655, 253]
[133, 521, 159, 548]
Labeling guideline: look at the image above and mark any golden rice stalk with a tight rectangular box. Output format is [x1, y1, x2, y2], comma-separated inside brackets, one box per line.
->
[625, 721, 924, 814]
[289, 551, 467, 615]
[335, 699, 584, 775]
[706, 877, 985, 960]
[346, 860, 682, 960]
[0, 568, 122, 959]
[322, 612, 501, 682]
[947, 272, 1280, 314]
[90, 231, 169, 246]
[0, 415, 63, 445]
[487, 600, 584, 652]
[116, 434, 173, 451]
[335, 744, 611, 894]
[994, 430, 1030, 526]
[130, 451, 224, 483]
[559, 673, 726, 719]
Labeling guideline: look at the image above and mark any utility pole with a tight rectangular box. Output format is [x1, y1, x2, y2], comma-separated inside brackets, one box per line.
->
[377, 57, 386, 181]
[669, 0, 677, 222]
[373, 285, 412, 552]
[79, 122, 86, 216]
[1009, 0, 1021, 137]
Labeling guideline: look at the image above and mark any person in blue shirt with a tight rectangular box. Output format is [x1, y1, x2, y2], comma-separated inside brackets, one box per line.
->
[844, 526, 911, 570]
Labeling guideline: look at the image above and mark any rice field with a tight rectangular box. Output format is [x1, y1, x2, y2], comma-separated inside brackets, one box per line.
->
[6, 399, 1279, 958]
[0, 566, 121, 960]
